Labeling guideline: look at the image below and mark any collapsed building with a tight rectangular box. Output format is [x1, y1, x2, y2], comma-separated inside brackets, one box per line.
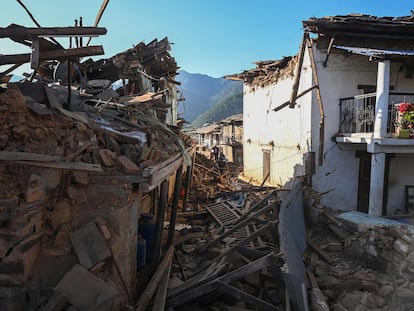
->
[4, 8, 414, 311]
[0, 20, 194, 310]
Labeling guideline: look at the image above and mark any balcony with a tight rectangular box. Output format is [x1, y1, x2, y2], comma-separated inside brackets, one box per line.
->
[337, 92, 414, 153]
[339, 92, 414, 135]
[220, 134, 243, 146]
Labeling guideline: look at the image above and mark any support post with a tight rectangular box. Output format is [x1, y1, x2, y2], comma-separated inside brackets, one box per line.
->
[151, 180, 169, 273]
[369, 153, 386, 216]
[182, 150, 195, 211]
[167, 166, 183, 247]
[306, 33, 325, 166]
[368, 60, 390, 216]
[374, 60, 390, 139]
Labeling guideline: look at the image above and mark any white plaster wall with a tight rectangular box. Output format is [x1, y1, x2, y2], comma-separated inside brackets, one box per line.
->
[310, 48, 414, 211]
[243, 56, 313, 185]
[309, 49, 379, 210]
[243, 45, 414, 212]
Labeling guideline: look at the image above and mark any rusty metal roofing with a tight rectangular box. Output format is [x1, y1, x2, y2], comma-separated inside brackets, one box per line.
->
[303, 13, 414, 38]
[334, 45, 414, 58]
[225, 56, 296, 88]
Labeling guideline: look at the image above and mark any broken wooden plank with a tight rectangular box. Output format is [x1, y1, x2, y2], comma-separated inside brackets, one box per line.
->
[206, 221, 279, 269]
[209, 201, 278, 247]
[166, 253, 276, 307]
[166, 256, 227, 299]
[151, 180, 169, 274]
[0, 46, 104, 66]
[0, 151, 64, 162]
[167, 166, 183, 248]
[140, 154, 183, 192]
[306, 238, 334, 264]
[307, 270, 329, 311]
[14, 160, 103, 172]
[152, 255, 172, 311]
[232, 190, 279, 226]
[136, 245, 174, 311]
[0, 25, 107, 38]
[89, 173, 148, 185]
[216, 281, 282, 311]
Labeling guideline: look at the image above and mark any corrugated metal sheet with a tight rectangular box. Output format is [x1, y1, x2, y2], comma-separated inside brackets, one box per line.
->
[334, 45, 414, 57]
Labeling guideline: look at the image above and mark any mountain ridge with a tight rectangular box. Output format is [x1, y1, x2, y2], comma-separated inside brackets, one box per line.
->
[176, 70, 242, 127]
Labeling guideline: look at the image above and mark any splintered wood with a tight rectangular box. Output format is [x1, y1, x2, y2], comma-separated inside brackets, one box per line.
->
[190, 152, 241, 202]
[165, 189, 284, 310]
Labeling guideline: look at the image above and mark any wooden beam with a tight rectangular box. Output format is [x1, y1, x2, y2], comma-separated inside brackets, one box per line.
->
[86, 0, 110, 46]
[216, 281, 282, 311]
[209, 201, 278, 247]
[273, 85, 317, 112]
[167, 166, 183, 247]
[181, 163, 192, 212]
[139, 155, 183, 192]
[0, 151, 64, 162]
[13, 160, 103, 172]
[233, 189, 279, 225]
[208, 222, 278, 266]
[306, 238, 333, 264]
[167, 253, 276, 308]
[322, 36, 335, 67]
[0, 25, 107, 38]
[30, 37, 39, 69]
[151, 180, 169, 274]
[288, 32, 307, 108]
[0, 45, 104, 66]
[152, 255, 172, 311]
[89, 173, 148, 185]
[0, 63, 24, 77]
[305, 32, 325, 166]
[136, 245, 174, 311]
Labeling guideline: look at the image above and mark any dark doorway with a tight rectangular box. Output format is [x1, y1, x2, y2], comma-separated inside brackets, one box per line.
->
[356, 151, 392, 214]
[357, 151, 371, 213]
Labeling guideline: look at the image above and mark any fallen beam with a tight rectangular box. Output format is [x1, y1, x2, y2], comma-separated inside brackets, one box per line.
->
[216, 281, 282, 311]
[166, 253, 277, 307]
[0, 46, 104, 66]
[136, 245, 174, 311]
[0, 25, 107, 38]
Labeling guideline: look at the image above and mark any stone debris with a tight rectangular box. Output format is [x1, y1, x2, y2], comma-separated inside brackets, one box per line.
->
[305, 186, 414, 310]
[0, 13, 190, 311]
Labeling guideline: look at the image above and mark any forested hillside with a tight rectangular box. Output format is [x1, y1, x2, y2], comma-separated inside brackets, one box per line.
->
[176, 70, 242, 126]
[191, 82, 243, 127]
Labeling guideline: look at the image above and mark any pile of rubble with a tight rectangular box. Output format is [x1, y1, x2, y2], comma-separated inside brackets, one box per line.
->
[225, 57, 297, 89]
[0, 17, 191, 310]
[190, 152, 243, 203]
[164, 189, 285, 310]
[305, 192, 414, 310]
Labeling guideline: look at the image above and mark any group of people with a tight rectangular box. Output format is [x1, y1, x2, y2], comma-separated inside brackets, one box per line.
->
[211, 145, 227, 168]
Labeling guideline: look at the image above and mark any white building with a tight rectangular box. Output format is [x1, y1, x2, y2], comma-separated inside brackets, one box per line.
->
[229, 14, 414, 216]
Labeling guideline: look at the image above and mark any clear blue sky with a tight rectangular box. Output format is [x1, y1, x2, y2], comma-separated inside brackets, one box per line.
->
[1, 0, 413, 78]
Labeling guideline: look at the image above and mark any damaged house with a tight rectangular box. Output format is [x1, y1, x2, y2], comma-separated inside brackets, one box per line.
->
[229, 14, 414, 216]
[191, 113, 243, 165]
[0, 21, 193, 310]
[220, 13, 414, 311]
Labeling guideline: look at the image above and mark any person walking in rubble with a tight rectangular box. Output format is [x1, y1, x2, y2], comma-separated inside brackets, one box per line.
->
[212, 145, 219, 161]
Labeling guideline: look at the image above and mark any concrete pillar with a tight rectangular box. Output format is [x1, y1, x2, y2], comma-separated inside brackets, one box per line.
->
[373, 60, 390, 139]
[368, 153, 386, 216]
